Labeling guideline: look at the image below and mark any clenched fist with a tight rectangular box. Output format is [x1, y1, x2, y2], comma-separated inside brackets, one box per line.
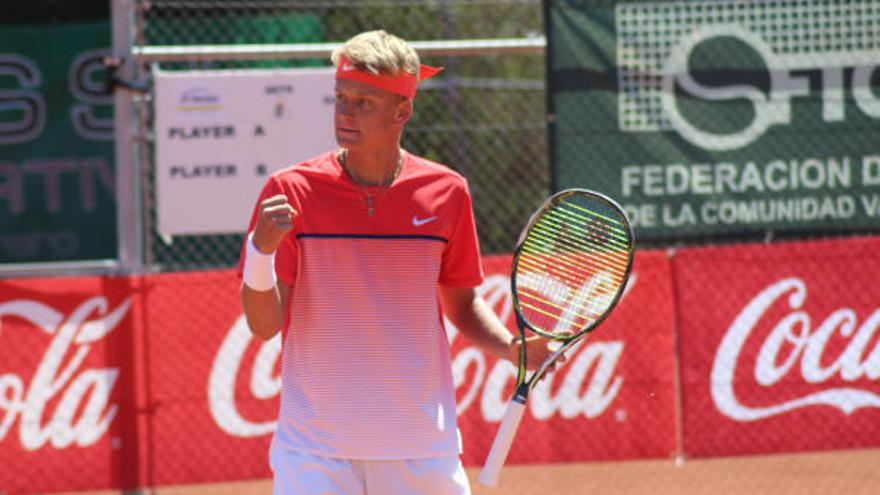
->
[252, 194, 297, 254]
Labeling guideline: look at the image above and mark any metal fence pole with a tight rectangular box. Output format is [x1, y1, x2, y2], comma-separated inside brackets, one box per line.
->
[112, 0, 144, 274]
[132, 37, 546, 62]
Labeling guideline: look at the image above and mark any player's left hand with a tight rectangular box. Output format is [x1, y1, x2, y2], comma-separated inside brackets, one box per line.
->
[509, 336, 568, 373]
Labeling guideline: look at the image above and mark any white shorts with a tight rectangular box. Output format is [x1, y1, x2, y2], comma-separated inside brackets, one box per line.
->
[269, 447, 471, 495]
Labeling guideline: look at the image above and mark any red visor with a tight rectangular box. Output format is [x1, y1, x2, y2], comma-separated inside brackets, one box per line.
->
[335, 55, 443, 99]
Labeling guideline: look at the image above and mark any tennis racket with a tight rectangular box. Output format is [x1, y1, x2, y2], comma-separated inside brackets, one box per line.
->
[478, 189, 635, 487]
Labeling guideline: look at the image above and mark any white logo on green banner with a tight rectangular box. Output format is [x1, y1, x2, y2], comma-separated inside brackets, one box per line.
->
[616, 0, 880, 150]
[549, 0, 880, 240]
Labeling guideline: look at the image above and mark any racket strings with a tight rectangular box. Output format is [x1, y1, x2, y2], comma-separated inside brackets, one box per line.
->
[517, 297, 606, 330]
[515, 199, 631, 335]
[517, 235, 621, 282]
[521, 213, 630, 280]
[516, 257, 615, 298]
[517, 269, 621, 331]
[515, 256, 621, 318]
[518, 270, 587, 329]
[560, 202, 630, 242]
[541, 207, 631, 257]
[520, 229, 628, 280]
[532, 205, 630, 258]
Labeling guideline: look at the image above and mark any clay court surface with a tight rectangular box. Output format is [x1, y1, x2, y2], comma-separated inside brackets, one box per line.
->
[59, 448, 880, 495]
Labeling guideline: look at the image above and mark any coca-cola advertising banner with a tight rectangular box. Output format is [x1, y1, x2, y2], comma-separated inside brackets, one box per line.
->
[674, 236, 880, 457]
[5, 236, 879, 493]
[0, 253, 675, 493]
[456, 254, 677, 466]
[9, 236, 877, 492]
[0, 276, 144, 493]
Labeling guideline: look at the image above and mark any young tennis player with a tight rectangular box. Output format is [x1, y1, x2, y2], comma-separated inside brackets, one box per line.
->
[239, 30, 555, 495]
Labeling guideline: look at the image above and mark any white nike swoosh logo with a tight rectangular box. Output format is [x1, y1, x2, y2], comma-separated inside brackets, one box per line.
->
[341, 63, 356, 72]
[412, 215, 438, 227]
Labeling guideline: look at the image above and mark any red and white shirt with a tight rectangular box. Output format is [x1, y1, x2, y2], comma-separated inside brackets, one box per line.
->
[239, 150, 484, 459]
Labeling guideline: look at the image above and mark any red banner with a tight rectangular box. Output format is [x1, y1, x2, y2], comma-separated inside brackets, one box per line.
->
[0, 276, 145, 493]
[675, 236, 880, 457]
[6, 236, 876, 493]
[141, 271, 274, 486]
[457, 253, 677, 465]
[0, 251, 676, 493]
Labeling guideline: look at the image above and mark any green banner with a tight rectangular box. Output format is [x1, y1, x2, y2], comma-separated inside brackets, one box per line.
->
[0, 22, 115, 263]
[547, 0, 880, 242]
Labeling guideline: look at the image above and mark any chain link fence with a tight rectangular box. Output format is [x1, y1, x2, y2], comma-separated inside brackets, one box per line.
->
[132, 0, 548, 272]
[114, 2, 880, 495]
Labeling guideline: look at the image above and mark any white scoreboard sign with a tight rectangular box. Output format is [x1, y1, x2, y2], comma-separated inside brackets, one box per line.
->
[154, 67, 336, 236]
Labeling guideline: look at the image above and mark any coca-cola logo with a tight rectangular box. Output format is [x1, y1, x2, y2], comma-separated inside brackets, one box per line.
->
[207, 273, 630, 437]
[452, 275, 625, 421]
[0, 296, 132, 450]
[712, 277, 880, 421]
[208, 317, 280, 437]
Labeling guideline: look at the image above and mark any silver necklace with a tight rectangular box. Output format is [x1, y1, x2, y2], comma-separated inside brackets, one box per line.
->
[339, 149, 403, 216]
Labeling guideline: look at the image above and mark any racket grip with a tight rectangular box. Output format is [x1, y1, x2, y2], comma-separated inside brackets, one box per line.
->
[478, 396, 527, 487]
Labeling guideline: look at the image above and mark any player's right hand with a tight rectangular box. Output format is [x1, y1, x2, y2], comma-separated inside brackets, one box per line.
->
[252, 194, 297, 254]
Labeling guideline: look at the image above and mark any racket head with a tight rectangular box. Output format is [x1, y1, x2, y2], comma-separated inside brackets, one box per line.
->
[511, 189, 634, 341]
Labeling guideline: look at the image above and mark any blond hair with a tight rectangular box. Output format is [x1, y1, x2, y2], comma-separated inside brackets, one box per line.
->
[331, 30, 421, 79]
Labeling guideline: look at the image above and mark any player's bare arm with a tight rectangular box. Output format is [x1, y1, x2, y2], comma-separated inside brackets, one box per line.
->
[439, 285, 558, 370]
[241, 194, 297, 340]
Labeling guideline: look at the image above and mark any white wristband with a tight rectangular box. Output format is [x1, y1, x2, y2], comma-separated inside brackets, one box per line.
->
[242, 232, 277, 291]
